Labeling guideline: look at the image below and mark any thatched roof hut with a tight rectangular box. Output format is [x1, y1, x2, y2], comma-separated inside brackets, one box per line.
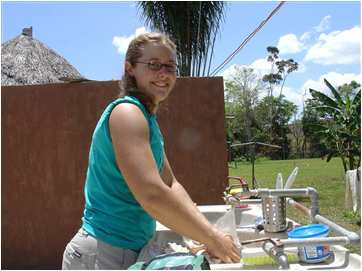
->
[1, 27, 85, 86]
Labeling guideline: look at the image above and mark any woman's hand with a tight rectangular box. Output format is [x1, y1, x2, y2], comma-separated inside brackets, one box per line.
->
[205, 229, 241, 263]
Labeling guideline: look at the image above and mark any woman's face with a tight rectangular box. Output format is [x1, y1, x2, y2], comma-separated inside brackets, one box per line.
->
[126, 42, 177, 104]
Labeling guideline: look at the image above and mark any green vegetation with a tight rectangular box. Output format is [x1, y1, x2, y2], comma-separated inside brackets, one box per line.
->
[225, 47, 299, 160]
[228, 157, 361, 254]
[138, 1, 226, 76]
[225, 48, 360, 165]
[307, 79, 361, 172]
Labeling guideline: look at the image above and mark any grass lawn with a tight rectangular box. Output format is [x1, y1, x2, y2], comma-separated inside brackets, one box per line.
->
[228, 157, 361, 254]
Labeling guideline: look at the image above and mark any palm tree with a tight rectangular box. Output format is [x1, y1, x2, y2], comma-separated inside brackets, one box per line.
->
[309, 79, 361, 172]
[137, 1, 226, 77]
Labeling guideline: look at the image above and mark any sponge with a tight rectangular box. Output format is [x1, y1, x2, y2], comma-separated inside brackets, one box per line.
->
[242, 253, 299, 266]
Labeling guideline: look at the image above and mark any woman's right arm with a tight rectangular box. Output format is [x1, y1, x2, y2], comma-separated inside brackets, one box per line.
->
[109, 103, 240, 263]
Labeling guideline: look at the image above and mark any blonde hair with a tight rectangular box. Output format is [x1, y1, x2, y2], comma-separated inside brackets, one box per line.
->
[119, 32, 177, 112]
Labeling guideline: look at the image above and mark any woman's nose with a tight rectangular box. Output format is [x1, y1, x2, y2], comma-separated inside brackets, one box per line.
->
[157, 68, 169, 78]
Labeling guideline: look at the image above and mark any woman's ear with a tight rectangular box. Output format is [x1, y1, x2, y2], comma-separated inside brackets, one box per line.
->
[125, 61, 134, 76]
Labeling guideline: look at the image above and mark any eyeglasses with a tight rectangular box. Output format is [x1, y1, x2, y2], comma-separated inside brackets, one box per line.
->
[135, 61, 178, 73]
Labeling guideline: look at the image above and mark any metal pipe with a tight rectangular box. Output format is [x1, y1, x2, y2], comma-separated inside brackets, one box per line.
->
[244, 188, 310, 197]
[314, 214, 360, 245]
[285, 188, 318, 223]
[238, 199, 262, 204]
[286, 197, 310, 217]
[308, 187, 319, 222]
[239, 187, 360, 245]
[244, 188, 319, 223]
[223, 196, 262, 205]
[223, 196, 241, 206]
[280, 236, 350, 247]
[286, 196, 360, 245]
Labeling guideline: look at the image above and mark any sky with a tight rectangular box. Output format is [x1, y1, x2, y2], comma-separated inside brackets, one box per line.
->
[1, 1, 361, 115]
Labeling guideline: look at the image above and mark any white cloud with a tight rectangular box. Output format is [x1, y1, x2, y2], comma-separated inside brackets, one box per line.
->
[221, 57, 306, 83]
[300, 15, 332, 44]
[300, 31, 312, 43]
[112, 27, 147, 55]
[246, 57, 307, 76]
[313, 15, 331, 33]
[304, 26, 361, 65]
[302, 71, 361, 97]
[277, 34, 304, 54]
[277, 15, 332, 56]
[249, 58, 272, 77]
[220, 59, 272, 81]
[295, 62, 307, 73]
[220, 62, 270, 97]
[282, 86, 304, 112]
[220, 64, 239, 80]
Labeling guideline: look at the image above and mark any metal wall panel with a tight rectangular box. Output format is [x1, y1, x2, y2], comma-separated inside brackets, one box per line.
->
[158, 77, 228, 205]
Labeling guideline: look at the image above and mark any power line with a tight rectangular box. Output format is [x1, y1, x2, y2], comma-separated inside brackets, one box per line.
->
[210, 1, 286, 77]
[210, 1, 285, 76]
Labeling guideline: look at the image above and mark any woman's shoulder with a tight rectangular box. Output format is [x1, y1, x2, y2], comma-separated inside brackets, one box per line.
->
[116, 95, 140, 103]
[111, 95, 149, 117]
[109, 99, 149, 138]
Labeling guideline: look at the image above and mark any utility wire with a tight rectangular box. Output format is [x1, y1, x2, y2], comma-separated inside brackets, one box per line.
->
[210, 1, 285, 77]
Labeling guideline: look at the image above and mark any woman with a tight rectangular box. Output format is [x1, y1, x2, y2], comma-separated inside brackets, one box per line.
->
[62, 32, 240, 269]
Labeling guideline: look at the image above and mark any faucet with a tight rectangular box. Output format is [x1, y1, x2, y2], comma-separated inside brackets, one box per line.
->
[240, 237, 290, 269]
[262, 239, 290, 270]
[223, 176, 250, 206]
[225, 176, 249, 195]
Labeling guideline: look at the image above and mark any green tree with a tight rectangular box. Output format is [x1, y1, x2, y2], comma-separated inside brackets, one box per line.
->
[225, 66, 263, 140]
[224, 66, 263, 160]
[138, 1, 226, 76]
[308, 79, 361, 172]
[263, 46, 298, 153]
[255, 95, 297, 159]
[263, 46, 282, 99]
[289, 117, 305, 158]
[224, 64, 297, 160]
[338, 80, 360, 100]
[302, 98, 328, 158]
[262, 47, 298, 99]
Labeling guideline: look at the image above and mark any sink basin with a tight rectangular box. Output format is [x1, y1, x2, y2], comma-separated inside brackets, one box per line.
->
[196, 204, 261, 226]
[155, 204, 361, 270]
[157, 204, 288, 243]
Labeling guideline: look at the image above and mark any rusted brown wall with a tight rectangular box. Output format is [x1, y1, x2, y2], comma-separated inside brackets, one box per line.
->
[158, 77, 228, 204]
[1, 77, 227, 269]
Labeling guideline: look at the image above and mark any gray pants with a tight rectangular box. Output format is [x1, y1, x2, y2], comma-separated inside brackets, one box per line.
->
[62, 228, 138, 270]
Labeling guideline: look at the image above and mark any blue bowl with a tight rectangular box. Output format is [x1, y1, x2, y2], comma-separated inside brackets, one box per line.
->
[288, 224, 330, 239]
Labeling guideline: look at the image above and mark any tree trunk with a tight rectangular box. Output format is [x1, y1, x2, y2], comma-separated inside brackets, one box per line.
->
[186, 3, 192, 76]
[341, 155, 348, 173]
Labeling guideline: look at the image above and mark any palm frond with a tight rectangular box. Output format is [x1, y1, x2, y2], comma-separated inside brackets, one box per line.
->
[137, 1, 226, 76]
[352, 89, 361, 108]
[309, 88, 339, 108]
[324, 78, 344, 105]
[312, 105, 342, 115]
[326, 151, 337, 162]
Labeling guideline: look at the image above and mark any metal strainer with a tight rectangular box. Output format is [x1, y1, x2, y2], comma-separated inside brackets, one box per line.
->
[262, 195, 287, 232]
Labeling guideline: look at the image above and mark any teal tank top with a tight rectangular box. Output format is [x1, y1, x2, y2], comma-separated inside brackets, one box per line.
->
[82, 95, 164, 251]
